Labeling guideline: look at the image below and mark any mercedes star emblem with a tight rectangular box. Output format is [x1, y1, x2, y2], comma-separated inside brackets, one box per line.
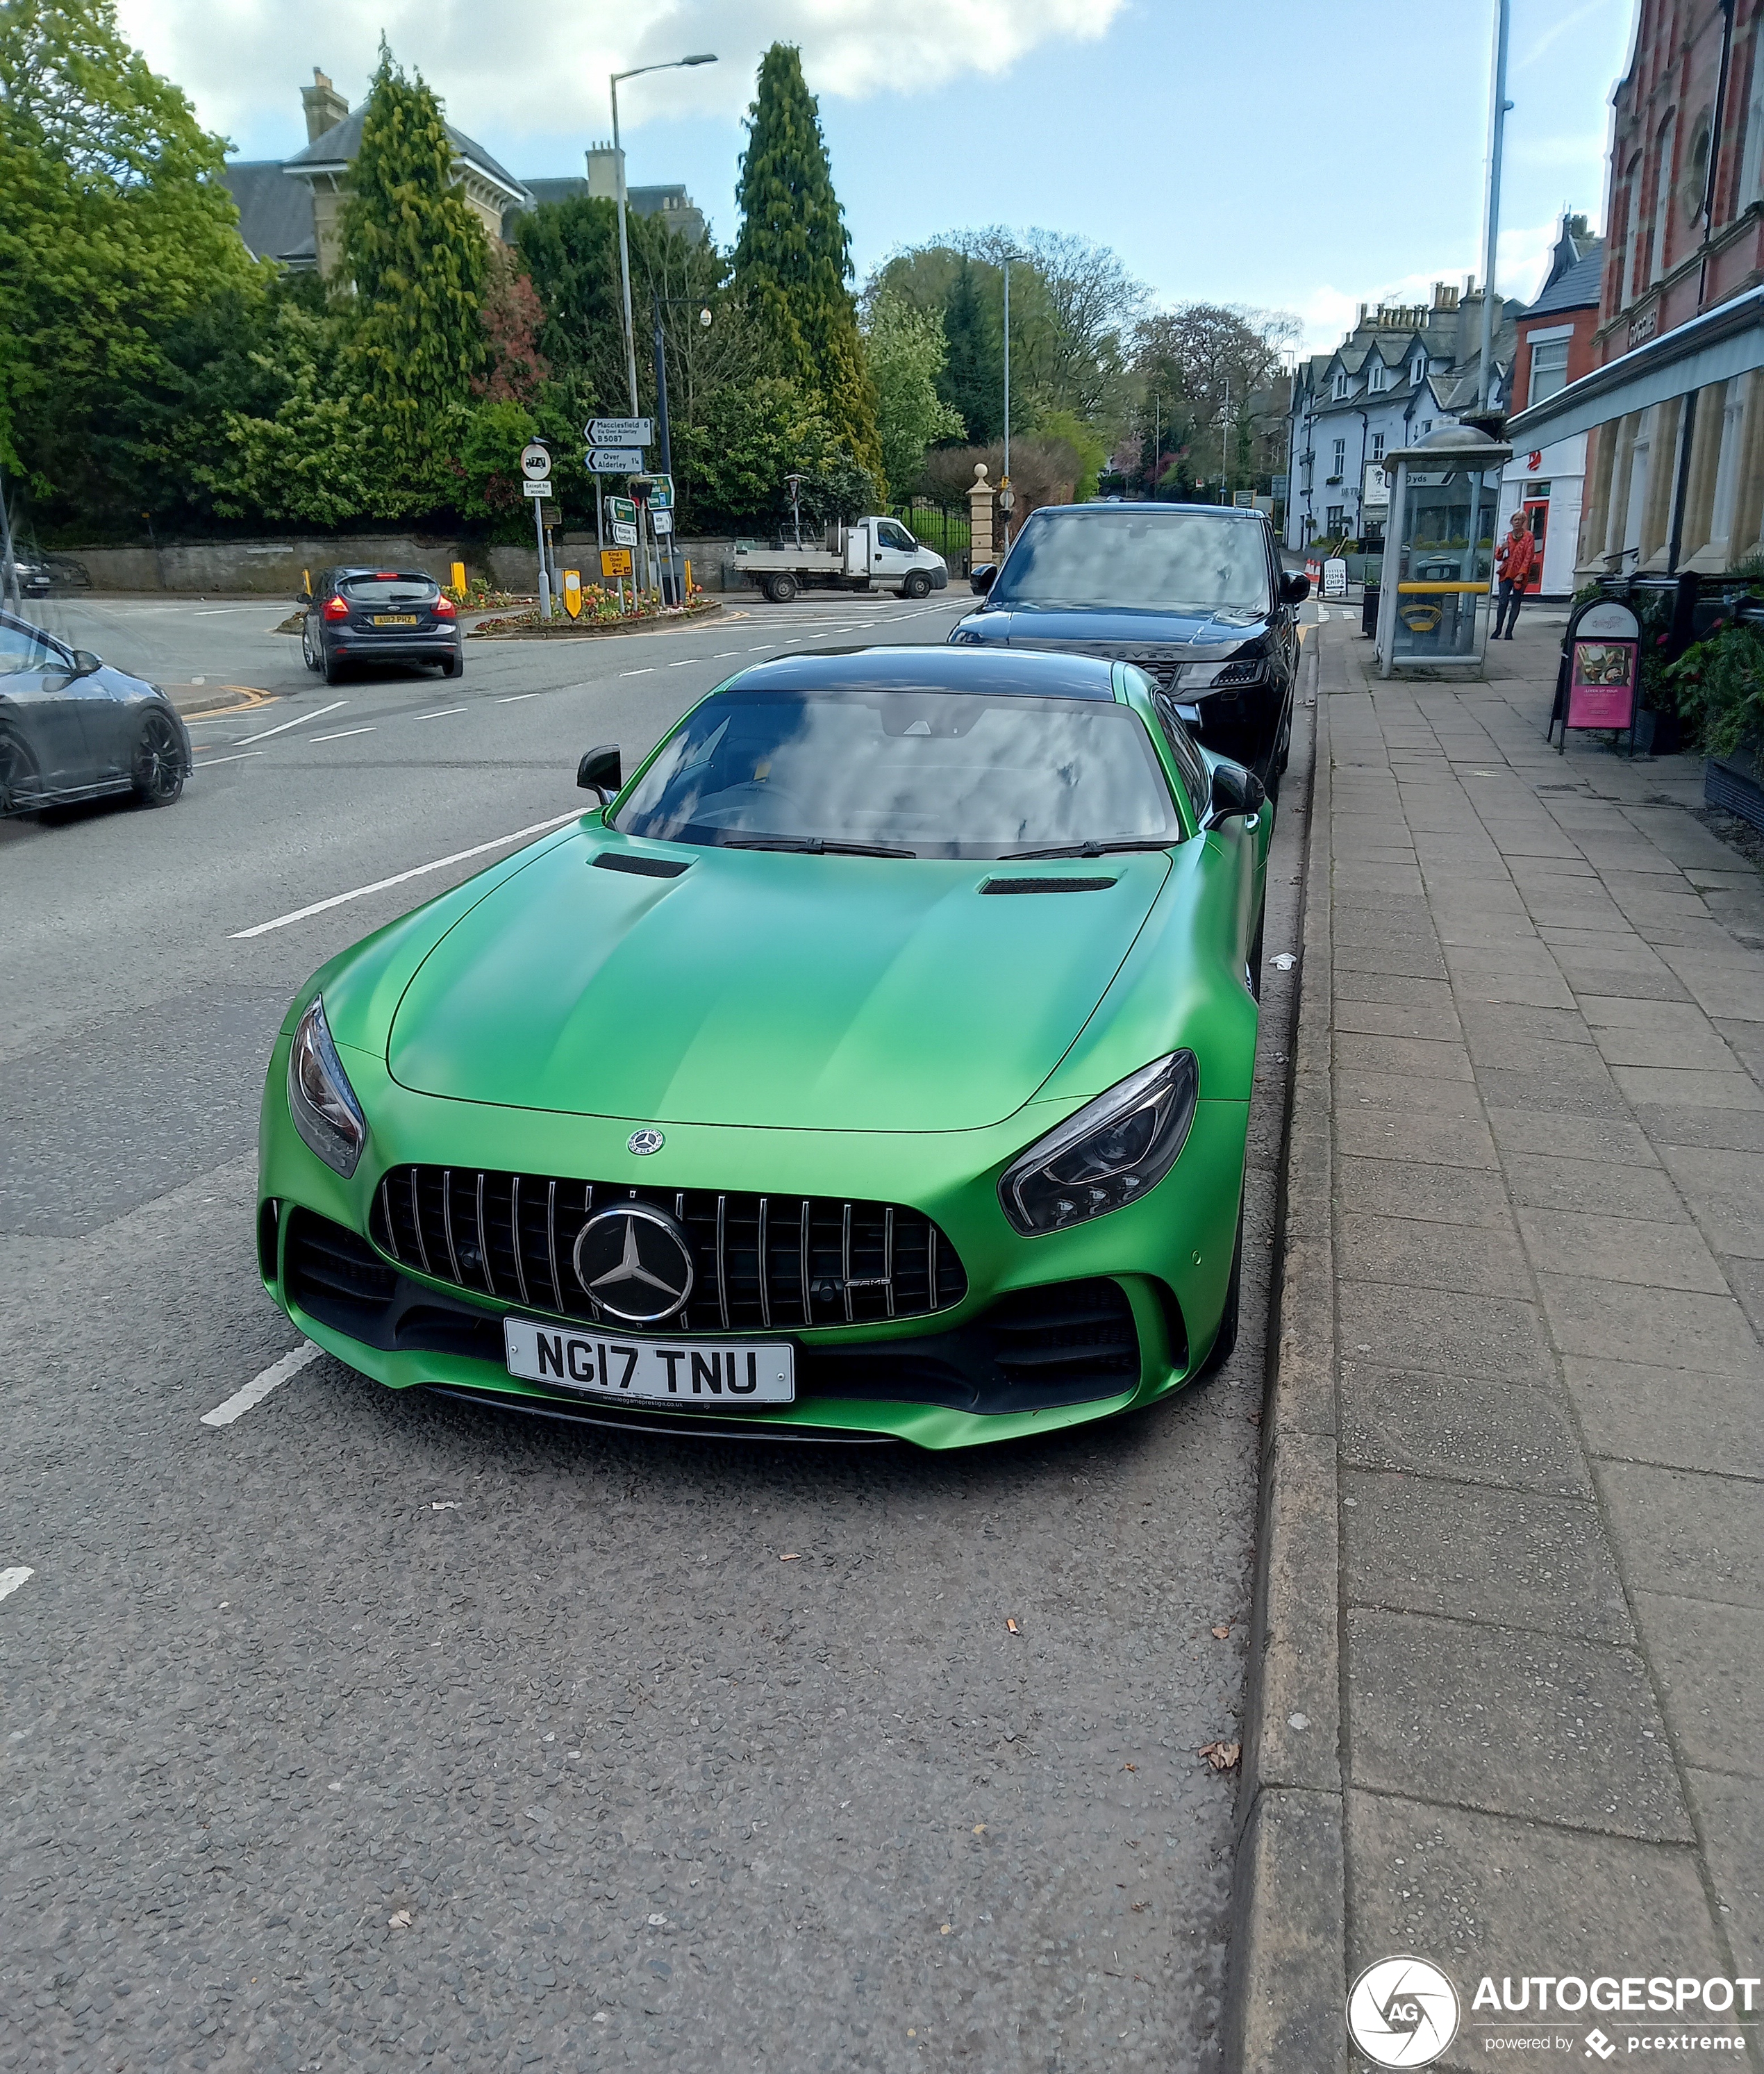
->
[572, 1203, 694, 1325]
[628, 1129, 664, 1156]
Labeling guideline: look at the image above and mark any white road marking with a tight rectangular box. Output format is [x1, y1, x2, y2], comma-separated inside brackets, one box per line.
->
[0, 1567, 34, 1604]
[201, 1343, 322, 1426]
[712, 652, 740, 658]
[415, 706, 466, 720]
[621, 667, 656, 677]
[231, 809, 583, 938]
[192, 604, 272, 615]
[669, 659, 694, 667]
[310, 727, 375, 743]
[192, 752, 265, 768]
[238, 699, 344, 745]
[497, 692, 542, 704]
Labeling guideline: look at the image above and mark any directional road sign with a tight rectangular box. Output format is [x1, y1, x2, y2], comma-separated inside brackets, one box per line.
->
[588, 418, 652, 447]
[600, 547, 633, 579]
[610, 520, 638, 547]
[644, 474, 674, 510]
[651, 508, 674, 536]
[608, 497, 637, 525]
[519, 440, 551, 481]
[588, 447, 645, 474]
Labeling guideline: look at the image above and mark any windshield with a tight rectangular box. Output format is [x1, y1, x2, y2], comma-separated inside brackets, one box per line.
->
[613, 688, 1182, 859]
[342, 575, 438, 604]
[993, 511, 1272, 615]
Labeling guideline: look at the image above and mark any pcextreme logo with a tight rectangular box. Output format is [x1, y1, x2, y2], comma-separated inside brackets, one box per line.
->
[1347, 1955, 1462, 2066]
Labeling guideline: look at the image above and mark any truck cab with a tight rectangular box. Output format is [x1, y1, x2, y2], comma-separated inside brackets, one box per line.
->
[733, 517, 949, 603]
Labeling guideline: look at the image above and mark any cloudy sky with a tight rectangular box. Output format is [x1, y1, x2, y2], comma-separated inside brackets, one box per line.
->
[117, 0, 1638, 351]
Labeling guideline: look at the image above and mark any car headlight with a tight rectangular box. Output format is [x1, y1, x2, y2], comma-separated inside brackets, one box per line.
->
[999, 1052, 1199, 1236]
[288, 997, 368, 1177]
[1175, 656, 1269, 691]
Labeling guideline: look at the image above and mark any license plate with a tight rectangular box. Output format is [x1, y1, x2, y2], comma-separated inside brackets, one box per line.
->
[503, 1317, 794, 1407]
[372, 613, 419, 626]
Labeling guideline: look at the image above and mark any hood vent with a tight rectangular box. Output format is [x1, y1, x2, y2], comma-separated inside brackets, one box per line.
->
[979, 876, 1117, 895]
[593, 852, 691, 879]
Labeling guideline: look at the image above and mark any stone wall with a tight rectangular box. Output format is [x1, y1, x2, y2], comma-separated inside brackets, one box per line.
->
[67, 536, 743, 596]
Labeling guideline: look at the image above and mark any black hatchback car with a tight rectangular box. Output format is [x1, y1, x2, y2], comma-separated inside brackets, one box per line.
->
[0, 608, 190, 817]
[950, 503, 1308, 781]
[301, 567, 463, 683]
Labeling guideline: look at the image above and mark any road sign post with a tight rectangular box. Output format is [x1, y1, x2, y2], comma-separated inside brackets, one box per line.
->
[521, 442, 554, 620]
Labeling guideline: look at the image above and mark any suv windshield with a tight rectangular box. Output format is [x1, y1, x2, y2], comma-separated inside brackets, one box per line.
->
[613, 688, 1182, 859]
[993, 510, 1272, 615]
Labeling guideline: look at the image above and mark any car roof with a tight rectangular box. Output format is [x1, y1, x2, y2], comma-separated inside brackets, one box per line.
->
[726, 645, 1120, 701]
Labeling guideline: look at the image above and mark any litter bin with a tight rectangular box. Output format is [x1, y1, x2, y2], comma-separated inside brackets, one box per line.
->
[1361, 585, 1380, 639]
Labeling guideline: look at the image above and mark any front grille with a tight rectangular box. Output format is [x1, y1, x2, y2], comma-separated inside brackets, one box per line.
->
[979, 876, 1117, 895]
[285, 1206, 396, 1332]
[1129, 657, 1181, 690]
[368, 1168, 967, 1334]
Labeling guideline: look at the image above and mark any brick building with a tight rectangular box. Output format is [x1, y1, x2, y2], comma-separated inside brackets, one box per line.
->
[1513, 0, 1764, 575]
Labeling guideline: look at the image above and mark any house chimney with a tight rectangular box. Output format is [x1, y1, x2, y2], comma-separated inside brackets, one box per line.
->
[586, 142, 624, 200]
[301, 67, 348, 143]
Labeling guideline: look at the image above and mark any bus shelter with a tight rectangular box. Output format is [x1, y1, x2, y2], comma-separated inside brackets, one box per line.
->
[1374, 424, 1513, 677]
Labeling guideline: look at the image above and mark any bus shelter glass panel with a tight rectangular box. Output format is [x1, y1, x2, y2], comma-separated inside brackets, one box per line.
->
[1390, 471, 1499, 663]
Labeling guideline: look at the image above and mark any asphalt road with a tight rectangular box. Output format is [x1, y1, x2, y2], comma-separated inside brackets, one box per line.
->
[0, 586, 1308, 2072]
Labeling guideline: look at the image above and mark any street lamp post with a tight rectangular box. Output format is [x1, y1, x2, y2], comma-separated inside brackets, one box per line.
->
[610, 53, 716, 420]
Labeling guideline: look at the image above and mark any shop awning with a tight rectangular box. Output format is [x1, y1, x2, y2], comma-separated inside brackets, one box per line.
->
[1505, 284, 1764, 447]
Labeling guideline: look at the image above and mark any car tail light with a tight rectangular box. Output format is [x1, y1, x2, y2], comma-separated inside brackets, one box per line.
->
[432, 595, 456, 618]
[322, 595, 348, 621]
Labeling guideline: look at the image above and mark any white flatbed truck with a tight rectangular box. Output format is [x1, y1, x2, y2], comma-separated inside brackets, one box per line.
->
[731, 516, 949, 602]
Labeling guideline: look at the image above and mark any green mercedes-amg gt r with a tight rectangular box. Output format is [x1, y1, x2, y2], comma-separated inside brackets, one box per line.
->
[256, 645, 1271, 1449]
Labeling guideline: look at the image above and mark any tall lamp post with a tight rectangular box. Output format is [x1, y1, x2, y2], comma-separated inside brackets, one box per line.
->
[610, 53, 717, 418]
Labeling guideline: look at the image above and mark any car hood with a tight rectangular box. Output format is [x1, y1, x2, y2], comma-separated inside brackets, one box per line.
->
[958, 603, 1269, 661]
[386, 833, 1171, 1131]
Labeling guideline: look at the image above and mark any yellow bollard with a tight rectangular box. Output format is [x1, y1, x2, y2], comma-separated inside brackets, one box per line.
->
[303, 568, 312, 595]
[450, 561, 467, 600]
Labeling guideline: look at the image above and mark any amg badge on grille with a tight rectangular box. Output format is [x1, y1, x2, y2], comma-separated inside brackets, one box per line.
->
[627, 1129, 664, 1156]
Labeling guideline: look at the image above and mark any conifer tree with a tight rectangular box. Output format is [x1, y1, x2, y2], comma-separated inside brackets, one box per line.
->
[732, 44, 883, 490]
[340, 43, 487, 475]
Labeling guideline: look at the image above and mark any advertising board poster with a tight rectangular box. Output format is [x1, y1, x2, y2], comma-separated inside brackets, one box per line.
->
[1563, 601, 1642, 732]
[1566, 639, 1638, 729]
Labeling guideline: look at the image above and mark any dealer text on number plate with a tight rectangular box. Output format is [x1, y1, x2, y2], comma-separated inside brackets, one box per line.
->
[503, 1318, 794, 1405]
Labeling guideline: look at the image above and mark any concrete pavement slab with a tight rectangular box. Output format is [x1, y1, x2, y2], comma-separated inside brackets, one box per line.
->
[1516, 1208, 1731, 1292]
[1336, 1154, 1515, 1227]
[1594, 1461, 1764, 1607]
[1345, 1611, 1691, 1841]
[1537, 1272, 1763, 1374]
[1629, 1593, 1764, 1776]
[1338, 1366, 1592, 1494]
[1499, 1152, 1687, 1220]
[1683, 1768, 1764, 1977]
[1661, 1144, 1764, 1257]
[1563, 1355, 1764, 1478]
[1336, 1104, 1499, 1166]
[1486, 1106, 1663, 1165]
[1343, 1473, 1633, 1641]
[1339, 1212, 1528, 1296]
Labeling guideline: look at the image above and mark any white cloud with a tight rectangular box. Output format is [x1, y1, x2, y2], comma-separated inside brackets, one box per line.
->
[116, 0, 1126, 155]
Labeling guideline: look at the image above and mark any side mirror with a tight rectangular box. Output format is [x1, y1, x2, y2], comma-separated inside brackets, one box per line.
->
[577, 743, 622, 802]
[1204, 759, 1266, 831]
[1279, 571, 1310, 605]
[970, 564, 997, 596]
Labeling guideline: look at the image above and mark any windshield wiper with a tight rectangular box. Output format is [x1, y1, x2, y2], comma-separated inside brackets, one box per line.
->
[999, 838, 1178, 861]
[721, 836, 917, 858]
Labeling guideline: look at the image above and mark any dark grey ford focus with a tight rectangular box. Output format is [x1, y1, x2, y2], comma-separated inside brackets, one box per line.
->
[0, 608, 191, 816]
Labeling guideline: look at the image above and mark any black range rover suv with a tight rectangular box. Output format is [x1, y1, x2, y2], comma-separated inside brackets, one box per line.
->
[949, 502, 1308, 782]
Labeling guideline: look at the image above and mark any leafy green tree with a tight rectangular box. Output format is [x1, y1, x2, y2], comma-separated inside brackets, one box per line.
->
[863, 292, 963, 495]
[938, 257, 1004, 442]
[514, 194, 626, 404]
[1031, 407, 1107, 502]
[0, 0, 267, 504]
[733, 44, 883, 490]
[675, 376, 876, 536]
[338, 42, 488, 496]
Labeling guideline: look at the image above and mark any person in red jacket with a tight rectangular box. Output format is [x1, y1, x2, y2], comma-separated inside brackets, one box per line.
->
[1492, 510, 1538, 638]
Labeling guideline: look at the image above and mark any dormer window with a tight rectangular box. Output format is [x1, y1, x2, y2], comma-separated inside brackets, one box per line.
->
[1333, 372, 1349, 400]
[1369, 363, 1388, 393]
[1411, 356, 1426, 383]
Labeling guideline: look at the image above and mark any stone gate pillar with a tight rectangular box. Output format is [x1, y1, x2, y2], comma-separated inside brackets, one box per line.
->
[967, 463, 996, 570]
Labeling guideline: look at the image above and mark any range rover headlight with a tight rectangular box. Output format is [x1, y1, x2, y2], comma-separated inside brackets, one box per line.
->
[1175, 656, 1269, 690]
[288, 996, 367, 1177]
[999, 1052, 1199, 1236]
